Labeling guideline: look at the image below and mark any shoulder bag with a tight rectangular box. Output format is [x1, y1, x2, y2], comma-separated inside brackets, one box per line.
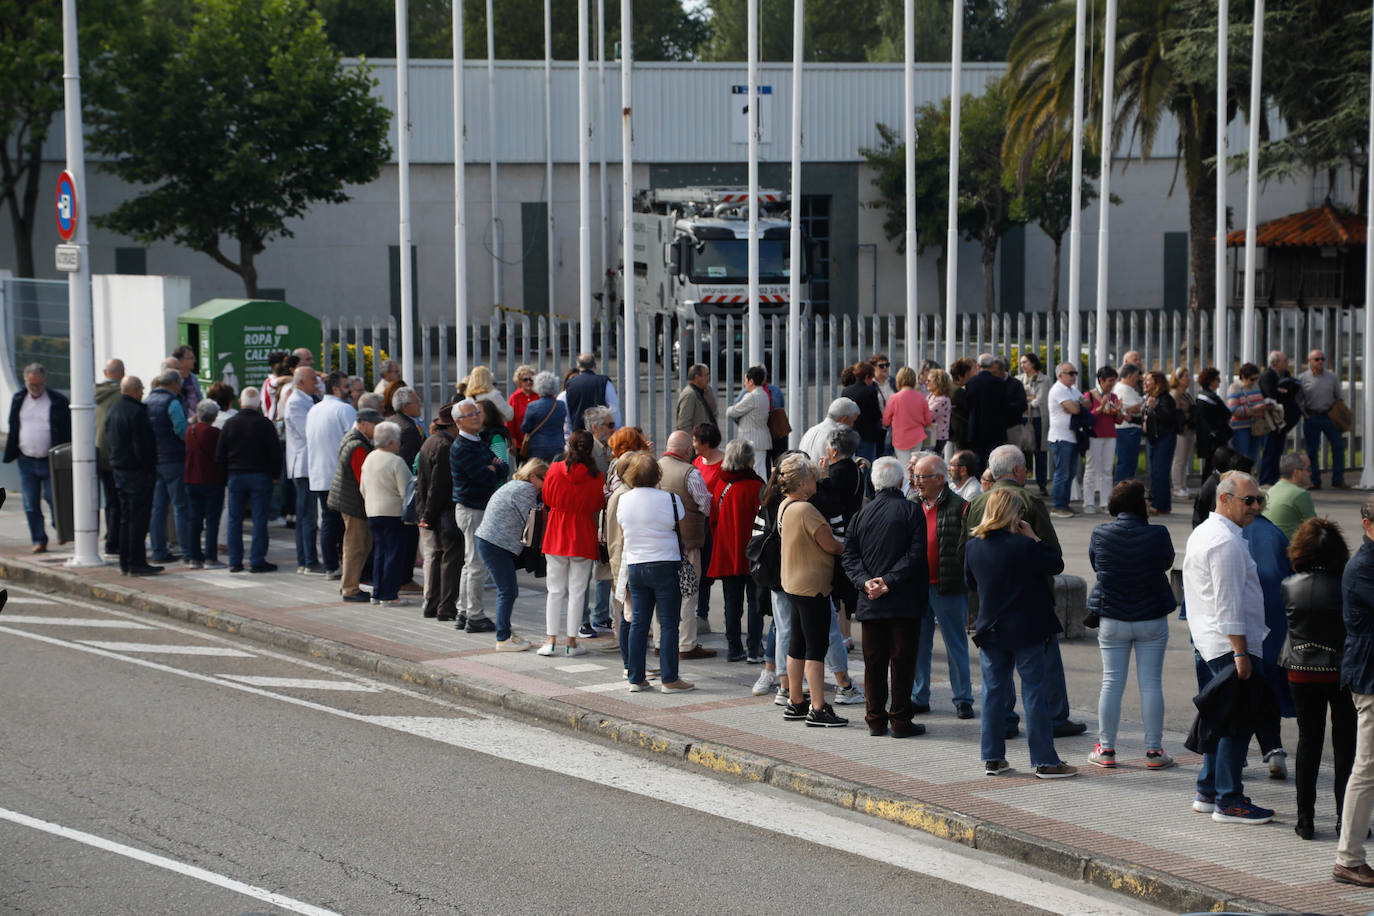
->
[670, 495, 700, 597]
[1330, 399, 1353, 433]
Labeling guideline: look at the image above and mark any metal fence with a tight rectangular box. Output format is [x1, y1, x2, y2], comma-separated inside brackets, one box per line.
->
[322, 305, 1367, 477]
[2, 277, 71, 395]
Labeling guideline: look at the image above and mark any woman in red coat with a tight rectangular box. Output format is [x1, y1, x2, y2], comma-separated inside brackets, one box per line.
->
[538, 430, 606, 657]
[506, 366, 537, 450]
[708, 439, 766, 661]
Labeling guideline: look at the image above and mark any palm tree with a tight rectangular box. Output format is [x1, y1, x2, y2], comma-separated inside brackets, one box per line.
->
[1003, 0, 1238, 312]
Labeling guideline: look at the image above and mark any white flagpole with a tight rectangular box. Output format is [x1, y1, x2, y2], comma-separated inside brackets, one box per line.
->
[906, 0, 922, 367]
[1066, 0, 1087, 368]
[486, 0, 502, 311]
[620, 0, 637, 425]
[396, 0, 415, 384]
[1094, 0, 1117, 369]
[453, 0, 469, 378]
[747, 0, 762, 366]
[944, 0, 963, 365]
[1362, 4, 1374, 489]
[1240, 0, 1263, 366]
[545, 0, 555, 320]
[598, 0, 609, 323]
[788, 0, 803, 444]
[578, 0, 593, 353]
[1214, 0, 1229, 372]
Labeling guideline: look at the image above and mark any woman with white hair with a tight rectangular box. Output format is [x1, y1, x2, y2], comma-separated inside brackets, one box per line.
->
[707, 439, 766, 662]
[520, 371, 569, 461]
[184, 398, 226, 568]
[358, 421, 414, 606]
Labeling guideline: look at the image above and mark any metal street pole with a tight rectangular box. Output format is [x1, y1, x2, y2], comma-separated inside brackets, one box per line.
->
[1362, 3, 1374, 490]
[597, 0, 609, 324]
[944, 0, 963, 367]
[545, 0, 556, 321]
[396, 0, 415, 384]
[747, 0, 762, 366]
[1066, 0, 1088, 367]
[578, 0, 593, 353]
[487, 0, 502, 312]
[1240, 0, 1263, 366]
[453, 0, 469, 378]
[620, 0, 637, 426]
[1094, 0, 1118, 369]
[788, 0, 803, 445]
[61, 0, 100, 568]
[906, 0, 922, 367]
[1214, 0, 1229, 373]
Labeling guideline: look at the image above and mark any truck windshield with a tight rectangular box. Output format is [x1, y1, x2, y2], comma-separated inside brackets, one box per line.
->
[688, 239, 792, 283]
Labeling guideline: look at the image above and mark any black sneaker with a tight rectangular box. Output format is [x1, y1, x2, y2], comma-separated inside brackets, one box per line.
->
[466, 616, 496, 634]
[1053, 720, 1088, 738]
[984, 759, 1012, 776]
[805, 704, 849, 727]
[229, 564, 245, 573]
[455, 613, 467, 630]
[912, 703, 932, 714]
[249, 562, 279, 573]
[341, 592, 370, 603]
[955, 702, 975, 719]
[577, 623, 597, 639]
[782, 700, 811, 721]
[890, 722, 926, 738]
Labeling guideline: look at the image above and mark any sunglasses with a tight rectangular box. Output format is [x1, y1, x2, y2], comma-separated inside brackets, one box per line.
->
[1062, 370, 1078, 376]
[1311, 357, 1325, 362]
[1227, 494, 1266, 508]
[875, 362, 890, 368]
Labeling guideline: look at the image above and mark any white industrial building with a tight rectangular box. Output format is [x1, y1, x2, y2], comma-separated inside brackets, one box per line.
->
[6, 59, 1333, 324]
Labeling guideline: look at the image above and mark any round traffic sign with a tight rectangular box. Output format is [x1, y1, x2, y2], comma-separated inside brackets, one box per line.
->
[55, 171, 78, 241]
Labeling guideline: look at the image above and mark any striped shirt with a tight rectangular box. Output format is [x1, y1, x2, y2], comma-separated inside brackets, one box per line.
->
[1226, 382, 1266, 430]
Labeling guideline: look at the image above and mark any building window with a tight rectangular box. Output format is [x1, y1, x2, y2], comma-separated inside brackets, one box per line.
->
[114, 247, 146, 275]
[799, 195, 831, 316]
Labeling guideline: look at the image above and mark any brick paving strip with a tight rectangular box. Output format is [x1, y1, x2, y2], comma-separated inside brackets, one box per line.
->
[3, 535, 1371, 915]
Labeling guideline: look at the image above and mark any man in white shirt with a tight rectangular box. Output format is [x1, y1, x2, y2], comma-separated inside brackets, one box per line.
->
[373, 359, 401, 396]
[799, 397, 859, 464]
[1045, 363, 1083, 519]
[1182, 470, 1273, 825]
[284, 366, 323, 574]
[4, 363, 70, 551]
[947, 450, 982, 502]
[306, 371, 357, 578]
[1114, 363, 1145, 484]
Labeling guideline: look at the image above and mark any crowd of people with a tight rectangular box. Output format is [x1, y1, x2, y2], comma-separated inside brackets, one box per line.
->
[8, 340, 1374, 886]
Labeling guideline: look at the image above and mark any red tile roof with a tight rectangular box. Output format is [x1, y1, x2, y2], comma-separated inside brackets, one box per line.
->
[1225, 203, 1367, 248]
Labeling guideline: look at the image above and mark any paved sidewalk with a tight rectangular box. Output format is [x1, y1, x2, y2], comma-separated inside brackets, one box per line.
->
[2, 486, 1373, 914]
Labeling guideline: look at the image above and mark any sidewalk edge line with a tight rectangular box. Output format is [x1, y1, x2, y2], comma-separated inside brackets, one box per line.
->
[0, 557, 1244, 913]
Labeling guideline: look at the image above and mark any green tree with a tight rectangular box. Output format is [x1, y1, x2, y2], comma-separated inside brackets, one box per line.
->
[699, 0, 883, 61]
[86, 0, 391, 296]
[0, 0, 125, 276]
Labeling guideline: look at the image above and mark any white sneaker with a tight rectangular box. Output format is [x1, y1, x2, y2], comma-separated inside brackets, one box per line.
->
[1083, 504, 1097, 515]
[536, 642, 557, 657]
[834, 682, 865, 705]
[752, 668, 779, 696]
[564, 644, 589, 657]
[495, 634, 531, 652]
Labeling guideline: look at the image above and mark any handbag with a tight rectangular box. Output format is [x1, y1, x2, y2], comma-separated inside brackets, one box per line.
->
[767, 406, 792, 440]
[401, 477, 419, 525]
[518, 400, 555, 461]
[1330, 399, 1353, 433]
[669, 496, 699, 597]
[1006, 419, 1033, 452]
[1250, 405, 1281, 437]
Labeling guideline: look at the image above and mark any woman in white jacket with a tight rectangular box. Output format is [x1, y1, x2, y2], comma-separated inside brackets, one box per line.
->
[726, 365, 772, 478]
[358, 421, 414, 606]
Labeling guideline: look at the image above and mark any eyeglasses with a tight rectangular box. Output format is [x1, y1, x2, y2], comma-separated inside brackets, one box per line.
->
[911, 474, 941, 482]
[1061, 370, 1078, 376]
[875, 362, 890, 369]
[1226, 494, 1266, 508]
[1311, 357, 1325, 362]
[458, 411, 481, 420]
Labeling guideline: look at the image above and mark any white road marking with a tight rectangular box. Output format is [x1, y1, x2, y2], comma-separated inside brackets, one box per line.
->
[217, 675, 380, 692]
[0, 805, 340, 916]
[554, 662, 606, 673]
[76, 641, 255, 657]
[3, 597, 58, 605]
[0, 616, 154, 629]
[0, 622, 1160, 915]
[179, 573, 257, 589]
[576, 680, 637, 693]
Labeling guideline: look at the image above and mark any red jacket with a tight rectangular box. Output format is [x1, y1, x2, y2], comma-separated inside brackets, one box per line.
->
[541, 459, 605, 560]
[184, 421, 225, 486]
[707, 467, 765, 578]
[507, 388, 539, 448]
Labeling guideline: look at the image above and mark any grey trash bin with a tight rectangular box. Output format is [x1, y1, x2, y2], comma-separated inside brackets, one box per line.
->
[48, 443, 74, 544]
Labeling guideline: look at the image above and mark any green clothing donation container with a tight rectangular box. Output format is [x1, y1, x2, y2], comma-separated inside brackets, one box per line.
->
[176, 299, 321, 400]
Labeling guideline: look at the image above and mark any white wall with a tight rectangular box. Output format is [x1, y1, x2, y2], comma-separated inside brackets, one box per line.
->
[92, 274, 190, 380]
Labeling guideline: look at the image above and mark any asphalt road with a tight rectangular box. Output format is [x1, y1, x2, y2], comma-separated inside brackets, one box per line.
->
[0, 587, 1170, 916]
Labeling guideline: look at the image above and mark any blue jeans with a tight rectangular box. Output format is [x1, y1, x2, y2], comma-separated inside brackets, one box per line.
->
[1114, 426, 1142, 483]
[1004, 635, 1072, 730]
[186, 483, 224, 563]
[979, 633, 1060, 767]
[1146, 434, 1176, 512]
[16, 454, 54, 545]
[626, 562, 682, 685]
[226, 473, 273, 567]
[1096, 616, 1170, 750]
[476, 538, 519, 641]
[150, 461, 190, 560]
[1196, 651, 1260, 806]
[1050, 440, 1078, 510]
[1259, 428, 1285, 485]
[581, 578, 612, 628]
[722, 574, 763, 658]
[1229, 427, 1263, 468]
[367, 516, 406, 601]
[293, 477, 318, 567]
[912, 586, 973, 707]
[1304, 414, 1345, 487]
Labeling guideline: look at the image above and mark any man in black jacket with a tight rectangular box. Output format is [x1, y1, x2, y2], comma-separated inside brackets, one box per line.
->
[216, 386, 282, 572]
[4, 362, 71, 551]
[103, 376, 159, 575]
[417, 404, 461, 621]
[963, 354, 1012, 470]
[1258, 350, 1302, 486]
[842, 456, 928, 737]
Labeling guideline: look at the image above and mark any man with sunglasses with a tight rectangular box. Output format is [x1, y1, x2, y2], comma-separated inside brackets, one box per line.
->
[1046, 362, 1083, 520]
[1298, 349, 1348, 490]
[1182, 470, 1274, 825]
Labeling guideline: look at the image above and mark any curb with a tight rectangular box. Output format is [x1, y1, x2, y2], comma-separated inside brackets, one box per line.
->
[0, 556, 1280, 914]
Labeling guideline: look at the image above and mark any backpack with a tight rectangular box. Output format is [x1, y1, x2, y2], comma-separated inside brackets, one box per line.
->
[746, 500, 791, 590]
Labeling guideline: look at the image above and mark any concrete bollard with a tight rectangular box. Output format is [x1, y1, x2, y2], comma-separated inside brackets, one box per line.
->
[1053, 574, 1089, 639]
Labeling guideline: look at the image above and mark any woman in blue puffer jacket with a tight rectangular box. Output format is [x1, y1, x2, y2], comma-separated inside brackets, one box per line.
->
[1087, 479, 1178, 770]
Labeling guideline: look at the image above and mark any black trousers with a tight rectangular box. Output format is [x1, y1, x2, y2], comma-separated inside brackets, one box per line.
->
[112, 469, 154, 572]
[1292, 679, 1358, 821]
[100, 466, 121, 554]
[315, 493, 344, 572]
[786, 592, 832, 662]
[860, 617, 922, 731]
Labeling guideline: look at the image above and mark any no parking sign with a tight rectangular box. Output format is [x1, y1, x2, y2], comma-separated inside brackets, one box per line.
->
[55, 170, 77, 241]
